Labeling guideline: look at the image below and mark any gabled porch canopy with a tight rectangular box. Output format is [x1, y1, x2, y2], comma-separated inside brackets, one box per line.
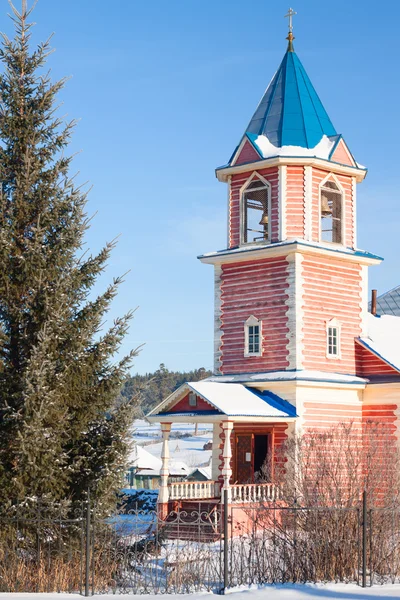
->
[148, 382, 297, 508]
[147, 381, 297, 423]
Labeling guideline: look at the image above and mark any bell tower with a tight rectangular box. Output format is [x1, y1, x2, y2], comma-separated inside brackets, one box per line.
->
[199, 13, 382, 378]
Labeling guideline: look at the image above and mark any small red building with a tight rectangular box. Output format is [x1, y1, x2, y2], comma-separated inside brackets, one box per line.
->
[148, 15, 400, 514]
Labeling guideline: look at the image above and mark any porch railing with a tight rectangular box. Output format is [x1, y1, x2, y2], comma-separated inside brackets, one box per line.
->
[168, 480, 221, 500]
[231, 483, 281, 503]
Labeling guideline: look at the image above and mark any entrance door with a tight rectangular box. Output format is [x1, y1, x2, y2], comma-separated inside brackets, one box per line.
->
[254, 434, 270, 481]
[236, 434, 253, 483]
[235, 433, 271, 483]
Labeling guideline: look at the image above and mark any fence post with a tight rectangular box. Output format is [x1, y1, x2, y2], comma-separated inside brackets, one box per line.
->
[85, 489, 91, 597]
[362, 490, 367, 588]
[223, 488, 229, 594]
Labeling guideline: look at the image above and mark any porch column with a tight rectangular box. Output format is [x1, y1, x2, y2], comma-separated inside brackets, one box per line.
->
[158, 422, 171, 505]
[222, 421, 234, 501]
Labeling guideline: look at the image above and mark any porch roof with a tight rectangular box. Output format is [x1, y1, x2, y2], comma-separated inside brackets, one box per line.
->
[147, 381, 297, 419]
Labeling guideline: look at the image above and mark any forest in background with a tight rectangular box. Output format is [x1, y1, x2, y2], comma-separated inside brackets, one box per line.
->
[120, 364, 212, 414]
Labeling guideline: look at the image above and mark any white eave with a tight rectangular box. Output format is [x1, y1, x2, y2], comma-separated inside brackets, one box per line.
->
[198, 240, 382, 267]
[216, 155, 367, 183]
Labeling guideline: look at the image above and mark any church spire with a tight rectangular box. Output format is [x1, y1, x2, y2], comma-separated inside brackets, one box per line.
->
[284, 7, 297, 52]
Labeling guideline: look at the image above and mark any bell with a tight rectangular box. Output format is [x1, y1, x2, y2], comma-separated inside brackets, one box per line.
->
[321, 194, 332, 218]
[259, 213, 269, 226]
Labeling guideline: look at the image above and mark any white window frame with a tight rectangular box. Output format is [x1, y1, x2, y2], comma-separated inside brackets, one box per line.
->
[326, 318, 341, 359]
[244, 315, 263, 357]
[240, 173, 272, 246]
[319, 174, 345, 246]
[188, 392, 197, 407]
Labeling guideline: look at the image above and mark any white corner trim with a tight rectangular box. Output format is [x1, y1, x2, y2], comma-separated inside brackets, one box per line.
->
[227, 175, 232, 248]
[360, 264, 369, 337]
[285, 253, 304, 369]
[304, 166, 312, 241]
[214, 265, 223, 374]
[278, 165, 287, 241]
[352, 177, 357, 249]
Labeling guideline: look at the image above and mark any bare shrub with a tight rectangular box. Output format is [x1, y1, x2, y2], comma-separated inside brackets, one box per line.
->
[230, 421, 400, 586]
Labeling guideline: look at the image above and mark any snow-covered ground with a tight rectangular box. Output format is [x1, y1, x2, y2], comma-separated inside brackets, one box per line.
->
[132, 419, 213, 470]
[3, 583, 400, 599]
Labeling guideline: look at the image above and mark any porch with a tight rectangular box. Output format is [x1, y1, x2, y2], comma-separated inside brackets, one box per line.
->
[168, 480, 282, 503]
[147, 380, 297, 509]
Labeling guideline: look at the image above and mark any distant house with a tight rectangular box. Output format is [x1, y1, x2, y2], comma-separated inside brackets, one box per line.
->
[372, 286, 400, 317]
[125, 445, 190, 490]
[187, 466, 212, 482]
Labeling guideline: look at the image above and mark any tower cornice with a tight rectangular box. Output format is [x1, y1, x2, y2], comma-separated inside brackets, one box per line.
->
[198, 240, 382, 267]
[216, 155, 367, 184]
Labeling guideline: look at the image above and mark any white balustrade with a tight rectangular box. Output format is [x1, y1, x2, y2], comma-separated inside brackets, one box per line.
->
[230, 483, 281, 503]
[168, 480, 221, 500]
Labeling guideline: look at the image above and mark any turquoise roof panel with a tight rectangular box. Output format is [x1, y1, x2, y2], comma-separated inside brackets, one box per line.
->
[246, 50, 336, 149]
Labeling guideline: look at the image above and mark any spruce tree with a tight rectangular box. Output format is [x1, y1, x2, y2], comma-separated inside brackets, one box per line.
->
[0, 1, 137, 510]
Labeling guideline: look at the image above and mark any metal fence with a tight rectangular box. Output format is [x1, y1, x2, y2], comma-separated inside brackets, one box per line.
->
[2, 493, 400, 595]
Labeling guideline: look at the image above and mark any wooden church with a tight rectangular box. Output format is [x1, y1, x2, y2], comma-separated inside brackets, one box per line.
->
[148, 10, 400, 513]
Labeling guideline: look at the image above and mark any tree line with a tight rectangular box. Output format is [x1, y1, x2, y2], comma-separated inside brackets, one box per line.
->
[120, 363, 212, 414]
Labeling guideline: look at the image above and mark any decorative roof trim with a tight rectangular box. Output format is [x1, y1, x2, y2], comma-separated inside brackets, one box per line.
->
[328, 135, 358, 168]
[229, 133, 262, 167]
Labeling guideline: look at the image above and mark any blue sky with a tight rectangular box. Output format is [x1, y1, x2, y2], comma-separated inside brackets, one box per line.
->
[6, 0, 400, 375]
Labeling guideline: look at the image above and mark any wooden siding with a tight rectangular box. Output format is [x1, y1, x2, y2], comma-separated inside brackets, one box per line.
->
[311, 168, 355, 248]
[167, 393, 216, 414]
[285, 166, 305, 238]
[303, 401, 362, 431]
[355, 342, 400, 377]
[233, 140, 261, 166]
[362, 404, 398, 431]
[229, 167, 279, 248]
[219, 256, 289, 373]
[301, 255, 362, 373]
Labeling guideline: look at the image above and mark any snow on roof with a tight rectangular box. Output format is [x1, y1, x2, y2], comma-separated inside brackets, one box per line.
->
[170, 461, 191, 476]
[359, 313, 400, 373]
[128, 445, 190, 477]
[252, 134, 335, 161]
[191, 466, 212, 480]
[184, 382, 296, 418]
[128, 445, 162, 473]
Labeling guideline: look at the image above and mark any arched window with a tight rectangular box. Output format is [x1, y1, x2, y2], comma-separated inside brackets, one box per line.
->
[242, 177, 270, 245]
[244, 315, 262, 357]
[320, 179, 343, 244]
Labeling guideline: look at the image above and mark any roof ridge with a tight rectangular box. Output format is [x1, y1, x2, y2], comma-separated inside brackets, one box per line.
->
[259, 58, 285, 141]
[289, 52, 308, 147]
[294, 53, 334, 141]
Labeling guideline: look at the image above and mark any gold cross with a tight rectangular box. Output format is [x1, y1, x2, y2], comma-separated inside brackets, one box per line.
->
[285, 8, 297, 33]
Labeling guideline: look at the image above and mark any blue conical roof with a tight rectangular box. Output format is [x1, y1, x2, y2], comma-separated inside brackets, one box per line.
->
[246, 49, 336, 149]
